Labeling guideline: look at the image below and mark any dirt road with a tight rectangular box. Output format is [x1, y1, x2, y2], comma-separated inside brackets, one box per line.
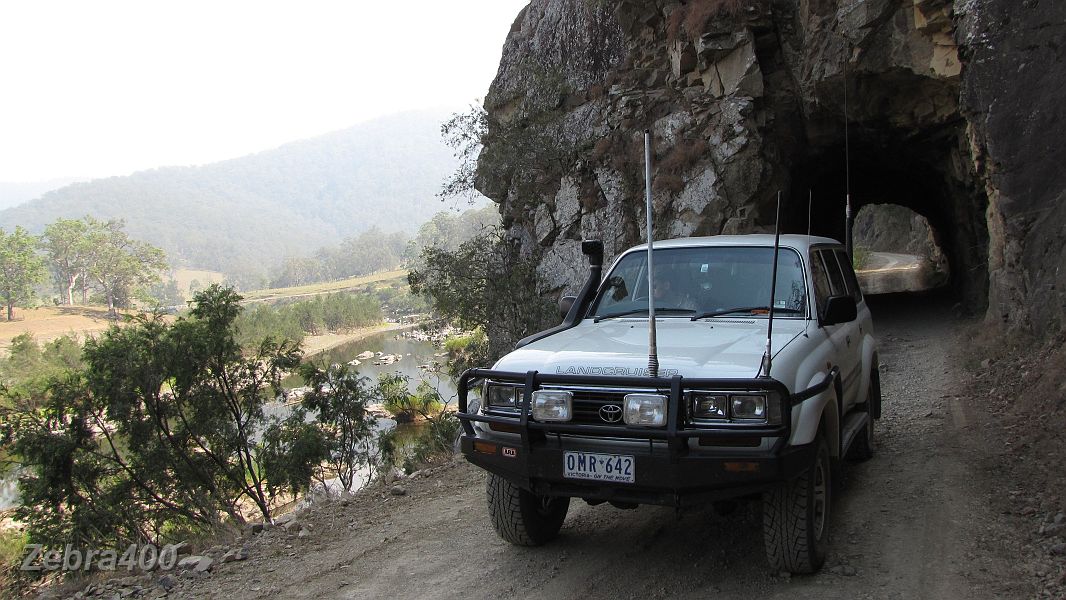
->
[165, 294, 1029, 600]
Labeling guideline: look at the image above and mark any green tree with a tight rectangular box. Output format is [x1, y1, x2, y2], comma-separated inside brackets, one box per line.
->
[0, 285, 316, 551]
[265, 363, 380, 493]
[84, 218, 168, 314]
[408, 227, 556, 361]
[40, 218, 92, 306]
[404, 206, 500, 265]
[0, 226, 46, 321]
[439, 104, 487, 203]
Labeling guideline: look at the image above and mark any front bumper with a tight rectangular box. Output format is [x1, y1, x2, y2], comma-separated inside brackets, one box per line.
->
[456, 368, 835, 507]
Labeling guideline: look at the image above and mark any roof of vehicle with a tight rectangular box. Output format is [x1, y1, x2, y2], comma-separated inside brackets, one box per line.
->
[625, 234, 842, 254]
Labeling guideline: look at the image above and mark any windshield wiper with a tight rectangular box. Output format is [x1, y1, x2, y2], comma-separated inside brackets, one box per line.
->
[690, 306, 802, 320]
[594, 307, 695, 323]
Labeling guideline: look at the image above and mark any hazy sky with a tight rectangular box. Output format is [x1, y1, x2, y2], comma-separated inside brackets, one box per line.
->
[0, 0, 528, 182]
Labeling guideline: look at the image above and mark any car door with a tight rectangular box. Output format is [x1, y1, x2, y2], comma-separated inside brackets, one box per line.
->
[820, 248, 863, 411]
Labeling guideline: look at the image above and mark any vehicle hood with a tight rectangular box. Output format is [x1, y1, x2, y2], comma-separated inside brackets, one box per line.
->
[494, 318, 807, 379]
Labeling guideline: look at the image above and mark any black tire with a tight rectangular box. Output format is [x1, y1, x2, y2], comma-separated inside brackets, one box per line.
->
[486, 473, 569, 546]
[763, 435, 831, 573]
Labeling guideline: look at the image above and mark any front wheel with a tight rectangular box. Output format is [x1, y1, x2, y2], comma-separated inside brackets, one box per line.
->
[763, 435, 831, 573]
[486, 473, 569, 546]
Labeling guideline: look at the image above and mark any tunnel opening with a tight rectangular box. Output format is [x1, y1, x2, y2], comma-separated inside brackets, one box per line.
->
[852, 203, 950, 294]
[783, 120, 988, 309]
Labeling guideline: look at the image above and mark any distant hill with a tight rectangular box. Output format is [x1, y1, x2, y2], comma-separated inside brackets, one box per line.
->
[0, 177, 85, 210]
[0, 110, 471, 282]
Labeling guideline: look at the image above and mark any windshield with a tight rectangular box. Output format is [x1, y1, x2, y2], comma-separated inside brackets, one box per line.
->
[589, 246, 808, 320]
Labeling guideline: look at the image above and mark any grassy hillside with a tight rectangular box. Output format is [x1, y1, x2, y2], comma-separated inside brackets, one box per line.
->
[0, 110, 462, 282]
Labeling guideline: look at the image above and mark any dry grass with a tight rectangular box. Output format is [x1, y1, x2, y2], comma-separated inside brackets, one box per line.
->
[654, 173, 686, 194]
[171, 268, 226, 297]
[239, 270, 408, 303]
[668, 0, 749, 43]
[658, 139, 705, 174]
[591, 138, 613, 162]
[0, 306, 134, 355]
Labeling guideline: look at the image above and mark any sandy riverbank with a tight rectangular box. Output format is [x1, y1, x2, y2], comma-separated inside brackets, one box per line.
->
[299, 322, 418, 358]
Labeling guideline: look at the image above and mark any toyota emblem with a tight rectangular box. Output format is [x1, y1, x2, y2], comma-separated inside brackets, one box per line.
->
[599, 404, 623, 423]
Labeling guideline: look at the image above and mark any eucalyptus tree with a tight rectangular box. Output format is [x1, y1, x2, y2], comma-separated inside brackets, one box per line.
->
[40, 217, 92, 305]
[0, 226, 46, 320]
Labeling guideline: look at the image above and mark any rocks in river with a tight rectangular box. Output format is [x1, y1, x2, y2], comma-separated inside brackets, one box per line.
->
[372, 353, 402, 366]
[348, 358, 361, 366]
[356, 351, 375, 360]
[400, 325, 459, 344]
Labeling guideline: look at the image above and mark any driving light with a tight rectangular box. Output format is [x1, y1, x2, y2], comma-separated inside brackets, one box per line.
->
[731, 394, 767, 420]
[691, 393, 728, 419]
[532, 390, 573, 422]
[624, 394, 667, 427]
[484, 383, 519, 408]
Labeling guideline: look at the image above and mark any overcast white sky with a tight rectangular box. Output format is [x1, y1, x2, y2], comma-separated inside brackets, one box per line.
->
[0, 0, 528, 182]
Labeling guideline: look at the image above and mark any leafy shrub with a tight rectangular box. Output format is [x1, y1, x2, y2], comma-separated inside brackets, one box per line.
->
[0, 286, 316, 552]
[853, 246, 872, 271]
[233, 293, 382, 346]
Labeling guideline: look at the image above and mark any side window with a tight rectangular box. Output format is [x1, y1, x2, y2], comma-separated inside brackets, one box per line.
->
[821, 249, 847, 297]
[809, 250, 833, 317]
[833, 249, 864, 303]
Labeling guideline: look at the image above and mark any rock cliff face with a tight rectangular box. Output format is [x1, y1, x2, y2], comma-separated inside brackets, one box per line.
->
[476, 0, 1066, 333]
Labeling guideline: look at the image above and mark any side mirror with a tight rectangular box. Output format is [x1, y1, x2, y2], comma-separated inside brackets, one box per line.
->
[558, 295, 577, 320]
[822, 295, 857, 326]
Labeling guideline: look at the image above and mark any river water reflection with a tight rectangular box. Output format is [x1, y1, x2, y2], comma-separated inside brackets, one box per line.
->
[284, 328, 457, 401]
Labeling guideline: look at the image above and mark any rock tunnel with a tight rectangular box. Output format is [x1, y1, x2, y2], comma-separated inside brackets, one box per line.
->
[780, 76, 989, 309]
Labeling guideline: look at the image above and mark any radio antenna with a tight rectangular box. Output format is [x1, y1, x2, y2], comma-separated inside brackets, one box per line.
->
[644, 130, 659, 378]
[843, 52, 854, 257]
[807, 189, 813, 245]
[759, 191, 782, 379]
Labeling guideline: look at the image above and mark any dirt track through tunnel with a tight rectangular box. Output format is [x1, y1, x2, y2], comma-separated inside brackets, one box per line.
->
[163, 292, 1026, 600]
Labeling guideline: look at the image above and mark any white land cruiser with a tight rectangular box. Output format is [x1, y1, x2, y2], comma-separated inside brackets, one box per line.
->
[456, 234, 881, 573]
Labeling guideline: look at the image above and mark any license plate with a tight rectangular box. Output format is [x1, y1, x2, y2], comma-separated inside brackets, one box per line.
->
[563, 452, 635, 484]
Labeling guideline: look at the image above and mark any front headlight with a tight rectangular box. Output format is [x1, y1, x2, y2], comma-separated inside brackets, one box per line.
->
[484, 383, 519, 409]
[731, 394, 767, 421]
[532, 390, 573, 422]
[691, 393, 729, 419]
[624, 393, 667, 427]
[688, 392, 781, 424]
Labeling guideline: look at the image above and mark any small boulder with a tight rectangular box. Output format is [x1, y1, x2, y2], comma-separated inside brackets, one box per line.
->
[220, 546, 250, 563]
[1041, 523, 1064, 537]
[158, 575, 177, 591]
[177, 555, 213, 573]
[390, 485, 407, 496]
